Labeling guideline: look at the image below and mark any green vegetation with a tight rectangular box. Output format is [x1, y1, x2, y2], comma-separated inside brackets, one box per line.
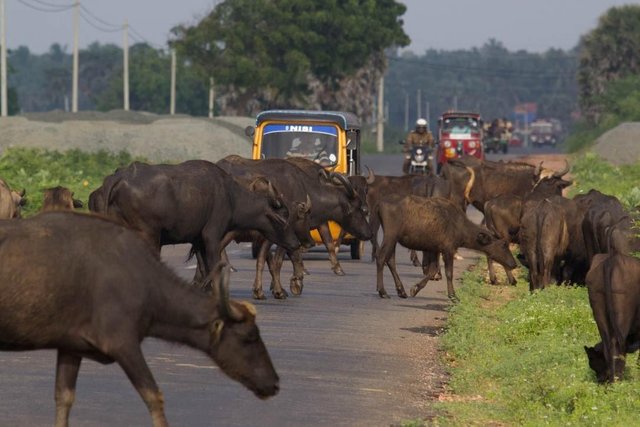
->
[435, 265, 639, 426]
[434, 155, 640, 425]
[0, 148, 141, 216]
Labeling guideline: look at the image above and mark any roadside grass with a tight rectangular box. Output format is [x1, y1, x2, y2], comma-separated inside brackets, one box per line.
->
[433, 264, 640, 426]
[0, 147, 141, 216]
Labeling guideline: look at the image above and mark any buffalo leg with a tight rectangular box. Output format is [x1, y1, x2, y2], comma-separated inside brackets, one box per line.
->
[318, 223, 344, 275]
[269, 246, 289, 299]
[252, 240, 271, 300]
[369, 205, 381, 262]
[443, 251, 458, 301]
[422, 251, 442, 280]
[376, 238, 397, 298]
[288, 249, 306, 296]
[115, 345, 169, 427]
[386, 249, 408, 298]
[409, 249, 420, 267]
[54, 350, 82, 427]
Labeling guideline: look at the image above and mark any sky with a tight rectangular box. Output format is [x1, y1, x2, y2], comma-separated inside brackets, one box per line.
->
[4, 0, 637, 54]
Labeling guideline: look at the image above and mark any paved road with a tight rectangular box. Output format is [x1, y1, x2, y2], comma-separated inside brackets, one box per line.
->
[0, 153, 498, 426]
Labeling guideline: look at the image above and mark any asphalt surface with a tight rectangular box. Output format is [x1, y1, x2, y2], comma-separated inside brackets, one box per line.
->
[0, 149, 558, 426]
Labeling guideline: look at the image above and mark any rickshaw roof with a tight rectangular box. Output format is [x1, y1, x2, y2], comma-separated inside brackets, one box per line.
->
[440, 111, 481, 120]
[256, 110, 361, 130]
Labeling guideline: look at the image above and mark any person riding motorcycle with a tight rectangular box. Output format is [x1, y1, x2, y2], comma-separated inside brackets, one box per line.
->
[403, 118, 434, 174]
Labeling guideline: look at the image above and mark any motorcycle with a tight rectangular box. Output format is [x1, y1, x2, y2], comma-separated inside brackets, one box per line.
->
[407, 145, 434, 174]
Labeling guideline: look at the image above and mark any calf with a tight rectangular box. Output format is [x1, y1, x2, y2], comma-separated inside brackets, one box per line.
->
[42, 186, 84, 211]
[584, 254, 640, 382]
[0, 179, 26, 218]
[0, 211, 279, 427]
[375, 195, 516, 300]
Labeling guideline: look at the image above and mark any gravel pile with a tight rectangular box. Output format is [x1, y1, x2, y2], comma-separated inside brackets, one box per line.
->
[0, 110, 254, 162]
[591, 122, 640, 166]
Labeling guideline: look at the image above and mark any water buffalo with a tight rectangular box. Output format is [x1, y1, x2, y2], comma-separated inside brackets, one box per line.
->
[218, 156, 371, 299]
[91, 160, 300, 286]
[483, 174, 573, 285]
[0, 211, 279, 427]
[518, 198, 569, 291]
[42, 186, 84, 211]
[442, 156, 570, 213]
[0, 179, 26, 218]
[578, 190, 628, 262]
[585, 253, 640, 383]
[375, 195, 516, 300]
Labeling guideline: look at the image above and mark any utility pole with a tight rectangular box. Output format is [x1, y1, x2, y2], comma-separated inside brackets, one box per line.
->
[72, 0, 79, 113]
[404, 92, 409, 132]
[208, 77, 215, 118]
[453, 95, 458, 111]
[426, 101, 430, 126]
[170, 49, 176, 115]
[376, 75, 384, 152]
[416, 88, 421, 118]
[0, 0, 7, 117]
[123, 19, 129, 111]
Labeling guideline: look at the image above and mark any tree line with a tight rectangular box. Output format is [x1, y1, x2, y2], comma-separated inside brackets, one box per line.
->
[3, 2, 638, 142]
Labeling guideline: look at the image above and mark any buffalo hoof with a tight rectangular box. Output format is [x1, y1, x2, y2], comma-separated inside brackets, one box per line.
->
[432, 272, 442, 281]
[489, 278, 498, 286]
[303, 268, 311, 275]
[252, 289, 267, 300]
[448, 293, 460, 303]
[508, 277, 517, 286]
[272, 288, 289, 299]
[229, 265, 238, 273]
[290, 278, 304, 296]
[409, 285, 420, 298]
[332, 265, 346, 276]
[397, 289, 408, 299]
[378, 290, 390, 299]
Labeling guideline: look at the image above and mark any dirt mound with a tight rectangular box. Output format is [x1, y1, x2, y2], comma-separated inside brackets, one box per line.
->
[0, 110, 254, 162]
[591, 122, 640, 165]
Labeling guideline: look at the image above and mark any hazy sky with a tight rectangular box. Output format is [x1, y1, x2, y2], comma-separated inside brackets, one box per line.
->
[4, 0, 636, 54]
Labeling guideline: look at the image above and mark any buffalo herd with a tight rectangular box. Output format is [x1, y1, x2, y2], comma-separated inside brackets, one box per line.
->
[0, 153, 638, 425]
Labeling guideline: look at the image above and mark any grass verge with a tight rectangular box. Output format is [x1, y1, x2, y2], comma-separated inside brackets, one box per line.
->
[432, 264, 640, 426]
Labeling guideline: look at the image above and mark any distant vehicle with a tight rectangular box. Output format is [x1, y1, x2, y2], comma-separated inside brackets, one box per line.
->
[484, 118, 512, 154]
[530, 120, 558, 147]
[246, 109, 364, 258]
[436, 111, 484, 172]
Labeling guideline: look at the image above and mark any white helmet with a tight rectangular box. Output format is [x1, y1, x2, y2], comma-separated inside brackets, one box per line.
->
[416, 118, 428, 127]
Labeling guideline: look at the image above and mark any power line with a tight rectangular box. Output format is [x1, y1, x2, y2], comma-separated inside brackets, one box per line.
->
[80, 4, 119, 30]
[16, 0, 72, 13]
[29, 0, 73, 8]
[79, 9, 121, 33]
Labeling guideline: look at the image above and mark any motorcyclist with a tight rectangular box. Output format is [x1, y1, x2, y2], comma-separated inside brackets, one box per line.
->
[403, 118, 434, 174]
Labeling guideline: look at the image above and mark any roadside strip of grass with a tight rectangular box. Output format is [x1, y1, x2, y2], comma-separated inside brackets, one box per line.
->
[432, 264, 639, 425]
[427, 153, 640, 425]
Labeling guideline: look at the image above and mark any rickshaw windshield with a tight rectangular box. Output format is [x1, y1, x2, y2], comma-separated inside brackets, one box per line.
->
[442, 117, 479, 134]
[260, 124, 339, 166]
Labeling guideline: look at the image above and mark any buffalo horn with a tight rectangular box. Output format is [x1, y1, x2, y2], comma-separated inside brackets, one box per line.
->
[267, 181, 282, 209]
[365, 166, 375, 184]
[215, 263, 244, 322]
[331, 172, 355, 199]
[318, 169, 331, 182]
[533, 161, 543, 176]
[305, 194, 312, 212]
[552, 159, 570, 178]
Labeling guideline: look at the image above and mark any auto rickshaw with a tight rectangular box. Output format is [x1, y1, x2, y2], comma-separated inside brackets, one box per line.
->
[245, 109, 364, 259]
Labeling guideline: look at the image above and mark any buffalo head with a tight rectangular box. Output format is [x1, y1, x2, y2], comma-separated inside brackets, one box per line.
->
[209, 264, 280, 399]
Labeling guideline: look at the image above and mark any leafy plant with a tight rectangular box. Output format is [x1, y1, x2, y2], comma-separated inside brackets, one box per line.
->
[0, 148, 143, 216]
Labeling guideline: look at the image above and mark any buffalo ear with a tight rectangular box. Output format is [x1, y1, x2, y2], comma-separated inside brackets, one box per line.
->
[73, 198, 84, 209]
[476, 231, 493, 246]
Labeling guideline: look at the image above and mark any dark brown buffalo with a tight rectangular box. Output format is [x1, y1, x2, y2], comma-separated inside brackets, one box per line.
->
[578, 190, 628, 262]
[584, 253, 640, 383]
[92, 160, 300, 286]
[0, 211, 279, 426]
[442, 155, 569, 213]
[483, 174, 573, 285]
[0, 179, 26, 219]
[606, 215, 640, 257]
[518, 198, 569, 291]
[220, 156, 371, 300]
[366, 166, 473, 281]
[42, 186, 84, 211]
[375, 195, 516, 300]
